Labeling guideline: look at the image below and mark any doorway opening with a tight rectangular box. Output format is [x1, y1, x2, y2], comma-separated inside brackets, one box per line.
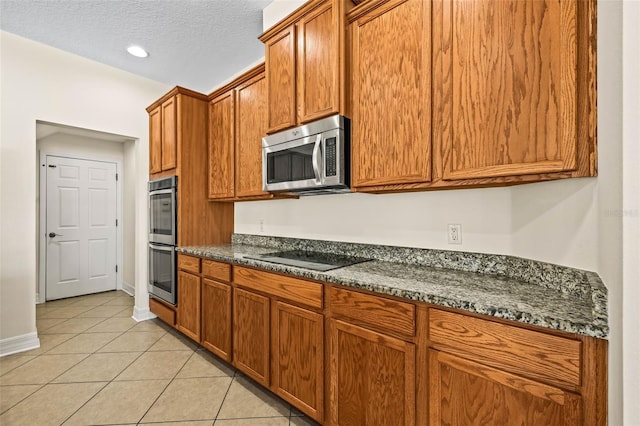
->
[36, 121, 136, 303]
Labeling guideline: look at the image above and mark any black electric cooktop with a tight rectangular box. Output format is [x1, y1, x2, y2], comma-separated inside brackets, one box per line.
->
[245, 250, 372, 272]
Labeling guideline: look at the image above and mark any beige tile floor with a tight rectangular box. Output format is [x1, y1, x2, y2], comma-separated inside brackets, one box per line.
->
[0, 291, 319, 426]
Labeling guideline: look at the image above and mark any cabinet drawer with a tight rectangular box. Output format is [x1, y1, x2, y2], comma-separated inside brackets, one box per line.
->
[234, 266, 323, 309]
[428, 309, 582, 388]
[329, 287, 416, 337]
[150, 297, 175, 326]
[178, 254, 200, 273]
[202, 259, 231, 282]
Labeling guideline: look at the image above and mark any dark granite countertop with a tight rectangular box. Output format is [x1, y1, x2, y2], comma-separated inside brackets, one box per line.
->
[178, 234, 608, 339]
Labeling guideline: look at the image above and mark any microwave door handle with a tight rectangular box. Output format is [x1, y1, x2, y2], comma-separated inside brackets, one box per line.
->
[311, 134, 322, 183]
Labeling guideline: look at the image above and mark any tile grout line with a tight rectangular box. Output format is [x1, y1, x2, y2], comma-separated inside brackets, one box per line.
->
[212, 368, 237, 424]
[38, 291, 136, 425]
[0, 291, 133, 419]
[134, 340, 198, 424]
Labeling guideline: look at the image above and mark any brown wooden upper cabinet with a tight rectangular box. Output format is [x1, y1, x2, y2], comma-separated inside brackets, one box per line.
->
[436, 0, 587, 181]
[259, 0, 353, 134]
[146, 87, 209, 178]
[348, 0, 596, 193]
[349, 0, 432, 191]
[146, 87, 234, 246]
[208, 64, 276, 201]
[149, 96, 177, 174]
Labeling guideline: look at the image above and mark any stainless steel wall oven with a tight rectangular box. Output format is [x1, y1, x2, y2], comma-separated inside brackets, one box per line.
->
[148, 176, 177, 305]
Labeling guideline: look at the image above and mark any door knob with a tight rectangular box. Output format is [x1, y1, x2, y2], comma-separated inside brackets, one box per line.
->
[48, 232, 62, 238]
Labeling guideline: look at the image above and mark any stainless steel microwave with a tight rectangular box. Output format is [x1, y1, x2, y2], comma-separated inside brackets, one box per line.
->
[262, 115, 350, 195]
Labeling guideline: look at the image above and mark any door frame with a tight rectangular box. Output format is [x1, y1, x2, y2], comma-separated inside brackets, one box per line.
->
[38, 151, 123, 303]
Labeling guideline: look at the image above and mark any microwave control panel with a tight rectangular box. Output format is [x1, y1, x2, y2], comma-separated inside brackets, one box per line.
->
[326, 137, 337, 177]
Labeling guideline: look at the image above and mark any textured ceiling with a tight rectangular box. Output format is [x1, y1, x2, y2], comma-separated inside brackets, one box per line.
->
[0, 0, 272, 93]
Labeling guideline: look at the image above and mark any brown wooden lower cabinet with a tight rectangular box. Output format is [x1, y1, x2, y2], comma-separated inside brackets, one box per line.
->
[233, 287, 270, 387]
[201, 278, 232, 361]
[429, 349, 583, 426]
[273, 301, 324, 422]
[176, 270, 201, 342]
[151, 258, 606, 426]
[328, 318, 416, 426]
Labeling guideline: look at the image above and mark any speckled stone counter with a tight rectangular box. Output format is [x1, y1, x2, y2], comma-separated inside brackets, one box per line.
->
[178, 234, 609, 339]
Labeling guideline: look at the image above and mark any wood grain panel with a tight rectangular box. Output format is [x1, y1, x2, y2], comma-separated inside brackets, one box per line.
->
[330, 286, 415, 337]
[161, 96, 177, 171]
[273, 301, 324, 422]
[234, 266, 323, 309]
[149, 106, 162, 174]
[201, 278, 232, 361]
[581, 335, 608, 426]
[233, 287, 270, 387]
[429, 350, 583, 426]
[177, 270, 201, 342]
[202, 259, 231, 282]
[235, 72, 270, 198]
[297, 1, 337, 123]
[176, 94, 234, 245]
[439, 0, 577, 180]
[149, 297, 175, 326]
[429, 309, 581, 388]
[350, 0, 431, 188]
[265, 25, 297, 133]
[177, 253, 200, 274]
[208, 90, 235, 199]
[329, 319, 415, 426]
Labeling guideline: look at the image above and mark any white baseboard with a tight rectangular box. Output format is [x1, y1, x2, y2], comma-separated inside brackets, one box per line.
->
[132, 306, 157, 322]
[121, 281, 135, 297]
[0, 332, 40, 357]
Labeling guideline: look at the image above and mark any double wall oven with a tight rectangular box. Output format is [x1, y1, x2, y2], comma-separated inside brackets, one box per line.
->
[148, 176, 177, 305]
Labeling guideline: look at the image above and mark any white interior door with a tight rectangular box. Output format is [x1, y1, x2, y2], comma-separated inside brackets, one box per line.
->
[46, 155, 117, 300]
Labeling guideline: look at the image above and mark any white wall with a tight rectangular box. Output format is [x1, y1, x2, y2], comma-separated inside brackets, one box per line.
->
[0, 31, 170, 346]
[240, 1, 630, 423]
[263, 0, 307, 31]
[622, 1, 640, 424]
[123, 140, 136, 290]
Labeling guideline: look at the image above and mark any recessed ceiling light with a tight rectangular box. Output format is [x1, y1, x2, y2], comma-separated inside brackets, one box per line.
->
[127, 45, 148, 58]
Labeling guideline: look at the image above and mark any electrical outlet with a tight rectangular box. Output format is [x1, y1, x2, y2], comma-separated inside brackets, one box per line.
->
[448, 224, 462, 244]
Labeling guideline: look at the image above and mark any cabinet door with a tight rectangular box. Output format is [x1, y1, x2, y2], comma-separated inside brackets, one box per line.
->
[149, 106, 162, 174]
[235, 72, 270, 198]
[329, 319, 415, 426]
[273, 302, 324, 422]
[350, 0, 431, 190]
[297, 0, 337, 123]
[429, 350, 582, 426]
[161, 96, 177, 171]
[177, 270, 201, 342]
[436, 0, 578, 180]
[201, 278, 232, 361]
[208, 90, 235, 199]
[265, 25, 297, 133]
[233, 287, 270, 387]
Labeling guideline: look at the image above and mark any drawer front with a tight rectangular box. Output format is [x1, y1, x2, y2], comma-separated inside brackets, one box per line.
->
[330, 287, 416, 337]
[178, 254, 201, 274]
[428, 309, 582, 388]
[234, 266, 323, 309]
[202, 259, 231, 282]
[150, 297, 176, 326]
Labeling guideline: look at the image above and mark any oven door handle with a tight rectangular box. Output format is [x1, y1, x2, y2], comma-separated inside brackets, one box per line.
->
[149, 243, 175, 252]
[149, 188, 174, 196]
[311, 134, 323, 183]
